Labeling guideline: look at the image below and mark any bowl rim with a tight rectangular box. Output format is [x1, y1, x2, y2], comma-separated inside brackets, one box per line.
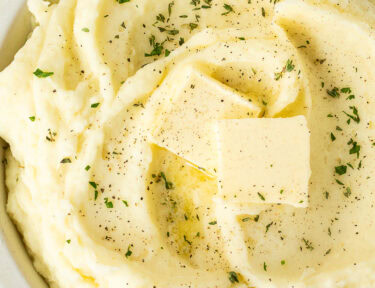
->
[0, 1, 47, 287]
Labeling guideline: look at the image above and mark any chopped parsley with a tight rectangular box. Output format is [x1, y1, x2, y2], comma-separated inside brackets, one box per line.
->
[257, 192, 265, 201]
[274, 59, 295, 80]
[89, 181, 97, 189]
[183, 235, 192, 245]
[66, 239, 71, 244]
[340, 87, 351, 94]
[343, 106, 360, 124]
[261, 7, 266, 17]
[330, 133, 336, 142]
[145, 35, 164, 57]
[33, 68, 54, 78]
[222, 4, 234, 15]
[263, 262, 267, 271]
[91, 103, 100, 108]
[326, 87, 340, 98]
[160, 172, 173, 189]
[302, 238, 314, 250]
[82, 27, 90, 32]
[89, 181, 98, 200]
[265, 222, 273, 233]
[29, 116, 36, 122]
[85, 165, 91, 171]
[189, 22, 198, 31]
[344, 187, 352, 198]
[60, 158, 72, 164]
[104, 197, 113, 208]
[336, 179, 345, 185]
[348, 139, 361, 158]
[281, 260, 286, 265]
[122, 200, 129, 207]
[125, 245, 132, 258]
[209, 220, 217, 225]
[117, 0, 130, 3]
[335, 165, 347, 175]
[228, 271, 239, 283]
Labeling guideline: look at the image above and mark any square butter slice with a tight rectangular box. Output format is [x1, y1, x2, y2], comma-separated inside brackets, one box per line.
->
[216, 116, 310, 208]
[152, 69, 260, 175]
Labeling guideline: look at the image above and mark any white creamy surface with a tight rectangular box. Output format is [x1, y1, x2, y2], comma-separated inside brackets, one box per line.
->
[1, 0, 375, 287]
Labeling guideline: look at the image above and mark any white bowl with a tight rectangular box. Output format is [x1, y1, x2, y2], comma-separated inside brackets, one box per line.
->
[0, 0, 47, 287]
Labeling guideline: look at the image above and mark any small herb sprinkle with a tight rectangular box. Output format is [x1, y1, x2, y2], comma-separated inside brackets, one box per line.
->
[33, 68, 54, 78]
[228, 271, 239, 283]
[60, 158, 72, 164]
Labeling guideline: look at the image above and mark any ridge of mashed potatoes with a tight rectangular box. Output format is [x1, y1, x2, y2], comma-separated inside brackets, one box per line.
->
[2, 0, 375, 287]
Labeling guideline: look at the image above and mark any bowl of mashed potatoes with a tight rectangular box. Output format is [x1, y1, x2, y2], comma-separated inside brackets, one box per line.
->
[2, 0, 375, 287]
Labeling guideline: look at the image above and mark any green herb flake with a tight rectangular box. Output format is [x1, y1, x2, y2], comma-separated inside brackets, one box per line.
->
[145, 35, 164, 57]
[341, 87, 351, 94]
[257, 192, 265, 201]
[254, 215, 260, 222]
[336, 179, 345, 185]
[122, 200, 129, 207]
[263, 262, 267, 271]
[335, 165, 347, 175]
[183, 235, 192, 245]
[343, 106, 360, 124]
[189, 22, 198, 31]
[265, 222, 273, 233]
[82, 27, 90, 32]
[60, 158, 72, 164]
[348, 139, 361, 158]
[330, 132, 336, 142]
[261, 7, 266, 17]
[85, 165, 91, 171]
[274, 59, 294, 80]
[117, 0, 131, 3]
[209, 220, 217, 225]
[165, 49, 171, 57]
[344, 187, 352, 198]
[125, 245, 132, 258]
[29, 116, 36, 122]
[222, 4, 234, 15]
[66, 239, 71, 244]
[168, 1, 174, 16]
[281, 260, 286, 265]
[228, 271, 239, 283]
[33, 68, 54, 78]
[327, 87, 340, 98]
[160, 172, 173, 189]
[91, 103, 100, 108]
[302, 238, 314, 250]
[104, 197, 113, 208]
[89, 181, 97, 189]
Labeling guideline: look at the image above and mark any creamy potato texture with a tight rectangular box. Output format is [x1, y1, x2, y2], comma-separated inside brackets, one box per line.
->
[1, 0, 375, 287]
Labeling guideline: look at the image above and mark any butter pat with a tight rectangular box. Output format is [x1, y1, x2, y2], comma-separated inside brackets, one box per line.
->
[216, 116, 310, 208]
[152, 68, 260, 175]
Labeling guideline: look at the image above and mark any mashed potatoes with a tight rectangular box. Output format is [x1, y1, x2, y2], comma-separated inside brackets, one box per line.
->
[1, 0, 375, 287]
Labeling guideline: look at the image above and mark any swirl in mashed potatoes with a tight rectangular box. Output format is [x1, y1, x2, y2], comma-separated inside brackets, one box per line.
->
[2, 0, 375, 287]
